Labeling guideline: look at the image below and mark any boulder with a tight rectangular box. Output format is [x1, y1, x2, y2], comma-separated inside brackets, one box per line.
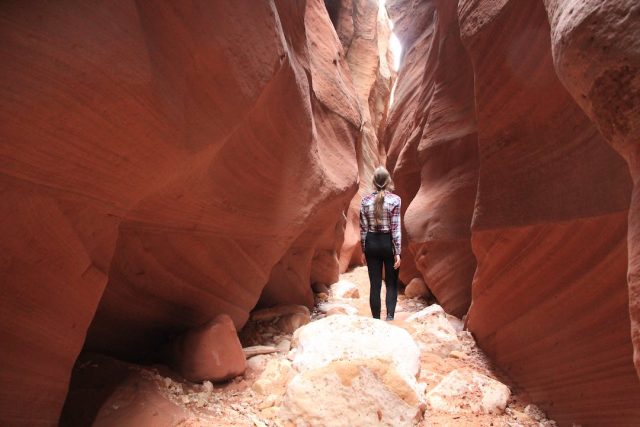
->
[405, 305, 462, 357]
[426, 368, 510, 415]
[284, 314, 424, 426]
[172, 314, 246, 383]
[92, 374, 196, 427]
[291, 315, 421, 382]
[282, 358, 423, 427]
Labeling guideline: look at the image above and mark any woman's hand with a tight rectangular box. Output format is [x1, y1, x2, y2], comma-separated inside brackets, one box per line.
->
[394, 255, 401, 269]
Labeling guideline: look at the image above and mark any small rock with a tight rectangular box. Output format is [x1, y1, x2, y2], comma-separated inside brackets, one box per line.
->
[247, 354, 270, 371]
[448, 350, 467, 360]
[276, 339, 291, 353]
[426, 368, 510, 415]
[330, 280, 360, 298]
[251, 305, 310, 322]
[252, 358, 293, 395]
[524, 404, 547, 421]
[404, 277, 430, 299]
[446, 314, 465, 332]
[276, 311, 310, 334]
[260, 406, 280, 419]
[311, 282, 330, 294]
[317, 302, 358, 316]
[258, 394, 278, 409]
[316, 292, 329, 302]
[244, 345, 279, 358]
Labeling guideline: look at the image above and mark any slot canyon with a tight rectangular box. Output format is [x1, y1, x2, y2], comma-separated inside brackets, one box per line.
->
[0, 0, 639, 426]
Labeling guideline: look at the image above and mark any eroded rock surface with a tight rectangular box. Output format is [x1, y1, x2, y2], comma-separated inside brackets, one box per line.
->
[383, 0, 640, 424]
[542, 0, 640, 381]
[384, 0, 478, 316]
[457, 0, 640, 425]
[0, 0, 360, 423]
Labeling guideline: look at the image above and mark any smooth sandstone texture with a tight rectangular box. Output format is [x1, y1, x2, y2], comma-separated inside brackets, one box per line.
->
[542, 0, 640, 380]
[384, 0, 478, 316]
[0, 0, 361, 424]
[457, 0, 640, 425]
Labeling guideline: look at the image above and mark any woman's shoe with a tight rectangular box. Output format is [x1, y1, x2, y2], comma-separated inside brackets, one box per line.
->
[385, 315, 394, 321]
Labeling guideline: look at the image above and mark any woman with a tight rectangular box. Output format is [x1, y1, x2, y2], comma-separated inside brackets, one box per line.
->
[360, 166, 401, 320]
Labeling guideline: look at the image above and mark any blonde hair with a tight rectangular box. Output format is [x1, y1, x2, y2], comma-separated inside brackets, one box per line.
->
[372, 166, 393, 226]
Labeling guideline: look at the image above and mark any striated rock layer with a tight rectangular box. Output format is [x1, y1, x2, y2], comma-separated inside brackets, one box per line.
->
[0, 0, 361, 424]
[384, 0, 478, 316]
[330, 0, 396, 272]
[458, 0, 640, 425]
[542, 0, 640, 381]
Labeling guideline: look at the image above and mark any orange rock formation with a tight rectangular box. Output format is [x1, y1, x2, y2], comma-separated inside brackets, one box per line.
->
[0, 0, 361, 424]
[385, 0, 640, 424]
[384, 0, 478, 317]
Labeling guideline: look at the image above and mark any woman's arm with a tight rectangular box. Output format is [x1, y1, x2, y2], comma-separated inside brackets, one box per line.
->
[391, 199, 401, 256]
[359, 204, 368, 254]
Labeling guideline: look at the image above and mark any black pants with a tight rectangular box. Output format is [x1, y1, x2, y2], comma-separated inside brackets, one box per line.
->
[364, 232, 398, 319]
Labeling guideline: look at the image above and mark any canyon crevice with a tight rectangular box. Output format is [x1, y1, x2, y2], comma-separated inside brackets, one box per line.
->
[1, 0, 640, 426]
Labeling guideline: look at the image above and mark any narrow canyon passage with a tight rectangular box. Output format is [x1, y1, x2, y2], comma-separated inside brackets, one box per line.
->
[1, 0, 639, 426]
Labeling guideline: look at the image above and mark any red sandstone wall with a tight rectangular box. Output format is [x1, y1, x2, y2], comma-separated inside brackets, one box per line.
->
[458, 0, 640, 424]
[384, 0, 478, 316]
[542, 0, 640, 382]
[0, 0, 360, 424]
[385, 0, 640, 423]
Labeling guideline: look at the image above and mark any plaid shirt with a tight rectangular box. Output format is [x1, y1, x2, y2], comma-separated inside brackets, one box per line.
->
[360, 192, 401, 255]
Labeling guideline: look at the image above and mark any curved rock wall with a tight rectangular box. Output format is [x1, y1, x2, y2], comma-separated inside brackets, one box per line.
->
[385, 0, 640, 424]
[0, 0, 360, 424]
[459, 1, 640, 424]
[542, 0, 640, 381]
[384, 0, 478, 316]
